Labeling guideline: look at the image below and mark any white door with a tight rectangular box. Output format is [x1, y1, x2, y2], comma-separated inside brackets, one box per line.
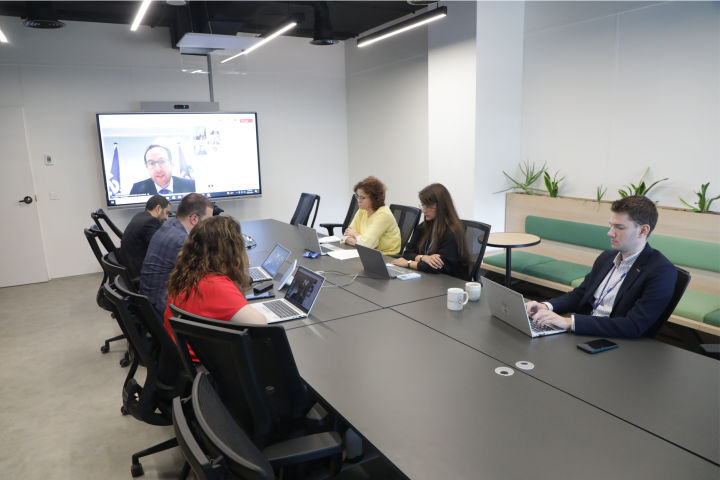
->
[0, 107, 49, 287]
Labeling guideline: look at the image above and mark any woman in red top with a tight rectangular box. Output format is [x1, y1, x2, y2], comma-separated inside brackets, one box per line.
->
[163, 215, 266, 344]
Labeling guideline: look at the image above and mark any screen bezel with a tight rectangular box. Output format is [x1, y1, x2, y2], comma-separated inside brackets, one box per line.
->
[96, 112, 262, 209]
[284, 266, 325, 313]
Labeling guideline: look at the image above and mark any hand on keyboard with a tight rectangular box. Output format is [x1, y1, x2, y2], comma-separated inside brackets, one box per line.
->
[531, 310, 571, 331]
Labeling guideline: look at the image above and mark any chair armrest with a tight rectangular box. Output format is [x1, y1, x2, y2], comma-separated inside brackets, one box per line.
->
[263, 432, 343, 466]
[306, 402, 330, 427]
[318, 223, 342, 237]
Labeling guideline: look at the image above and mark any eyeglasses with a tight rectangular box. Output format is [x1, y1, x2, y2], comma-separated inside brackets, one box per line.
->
[146, 159, 170, 170]
[354, 194, 368, 201]
[419, 204, 437, 210]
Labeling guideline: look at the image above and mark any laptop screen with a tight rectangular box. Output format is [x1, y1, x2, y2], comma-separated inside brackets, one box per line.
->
[284, 267, 324, 313]
[261, 244, 291, 277]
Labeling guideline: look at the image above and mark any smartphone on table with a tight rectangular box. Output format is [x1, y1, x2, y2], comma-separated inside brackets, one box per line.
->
[577, 339, 618, 354]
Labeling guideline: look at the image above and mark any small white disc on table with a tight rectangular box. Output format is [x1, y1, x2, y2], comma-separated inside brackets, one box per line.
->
[495, 367, 514, 376]
[515, 361, 535, 370]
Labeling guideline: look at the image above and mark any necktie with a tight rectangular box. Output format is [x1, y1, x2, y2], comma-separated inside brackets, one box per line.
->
[159, 189, 171, 194]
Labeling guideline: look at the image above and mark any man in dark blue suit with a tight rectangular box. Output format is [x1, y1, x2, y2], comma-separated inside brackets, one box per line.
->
[526, 195, 677, 338]
[129, 145, 196, 196]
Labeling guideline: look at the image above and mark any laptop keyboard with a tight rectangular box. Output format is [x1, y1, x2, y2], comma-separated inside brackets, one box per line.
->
[530, 320, 557, 334]
[263, 300, 298, 319]
[250, 268, 268, 281]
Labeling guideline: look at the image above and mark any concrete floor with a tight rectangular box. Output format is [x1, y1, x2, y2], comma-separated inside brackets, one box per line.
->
[0, 274, 402, 480]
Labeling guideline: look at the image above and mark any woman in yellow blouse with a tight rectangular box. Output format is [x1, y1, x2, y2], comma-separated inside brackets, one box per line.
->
[343, 176, 402, 255]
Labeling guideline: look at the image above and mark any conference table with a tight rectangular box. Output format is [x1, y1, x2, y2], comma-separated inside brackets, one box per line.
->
[240, 219, 720, 479]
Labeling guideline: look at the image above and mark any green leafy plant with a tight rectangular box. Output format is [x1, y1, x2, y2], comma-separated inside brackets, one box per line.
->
[596, 184, 607, 211]
[543, 171, 564, 198]
[679, 183, 720, 213]
[495, 160, 547, 195]
[618, 167, 667, 198]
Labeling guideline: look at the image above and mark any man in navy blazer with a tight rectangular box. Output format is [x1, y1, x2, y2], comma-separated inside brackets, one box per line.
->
[129, 144, 196, 196]
[526, 195, 677, 338]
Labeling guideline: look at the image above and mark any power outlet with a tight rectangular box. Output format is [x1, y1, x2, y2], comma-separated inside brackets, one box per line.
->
[44, 154, 53, 166]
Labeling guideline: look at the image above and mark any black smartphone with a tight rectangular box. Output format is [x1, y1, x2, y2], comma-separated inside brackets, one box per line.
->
[577, 338, 618, 354]
[246, 291, 275, 301]
[253, 282, 273, 294]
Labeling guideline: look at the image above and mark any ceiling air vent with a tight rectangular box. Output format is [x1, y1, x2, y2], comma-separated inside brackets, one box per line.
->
[22, 2, 65, 29]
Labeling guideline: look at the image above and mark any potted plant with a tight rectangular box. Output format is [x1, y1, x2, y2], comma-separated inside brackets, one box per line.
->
[495, 160, 546, 195]
[679, 183, 720, 213]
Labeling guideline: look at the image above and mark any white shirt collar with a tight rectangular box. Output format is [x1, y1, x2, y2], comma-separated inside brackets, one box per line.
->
[613, 248, 642, 268]
[154, 177, 174, 193]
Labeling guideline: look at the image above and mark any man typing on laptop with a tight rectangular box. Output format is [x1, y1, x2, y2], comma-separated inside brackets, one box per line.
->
[525, 196, 677, 339]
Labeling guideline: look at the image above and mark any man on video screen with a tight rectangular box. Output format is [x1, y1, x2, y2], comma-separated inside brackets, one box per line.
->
[129, 144, 196, 195]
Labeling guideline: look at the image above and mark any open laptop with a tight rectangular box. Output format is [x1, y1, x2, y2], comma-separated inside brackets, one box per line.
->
[252, 266, 325, 323]
[249, 244, 291, 283]
[356, 244, 406, 279]
[298, 224, 342, 255]
[483, 278, 566, 338]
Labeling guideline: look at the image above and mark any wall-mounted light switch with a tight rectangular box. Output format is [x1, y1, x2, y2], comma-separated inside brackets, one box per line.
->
[44, 154, 53, 166]
[50, 192, 59, 200]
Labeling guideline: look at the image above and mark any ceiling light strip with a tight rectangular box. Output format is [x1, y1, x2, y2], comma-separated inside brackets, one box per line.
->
[0, 26, 7, 43]
[221, 19, 298, 63]
[131, 0, 153, 31]
[357, 6, 447, 48]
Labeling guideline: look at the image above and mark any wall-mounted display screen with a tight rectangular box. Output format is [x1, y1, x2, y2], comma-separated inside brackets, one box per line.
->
[97, 112, 261, 208]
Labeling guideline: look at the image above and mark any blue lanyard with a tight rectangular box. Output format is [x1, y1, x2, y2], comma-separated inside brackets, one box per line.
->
[592, 266, 627, 315]
[424, 240, 433, 255]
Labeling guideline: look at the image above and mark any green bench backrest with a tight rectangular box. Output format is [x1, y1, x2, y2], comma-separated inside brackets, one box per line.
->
[525, 216, 720, 273]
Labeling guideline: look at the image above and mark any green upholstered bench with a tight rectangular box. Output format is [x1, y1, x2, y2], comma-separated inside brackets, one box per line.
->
[481, 216, 720, 336]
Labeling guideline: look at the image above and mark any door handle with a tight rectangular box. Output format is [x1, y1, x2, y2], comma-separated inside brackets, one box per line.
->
[19, 196, 33, 204]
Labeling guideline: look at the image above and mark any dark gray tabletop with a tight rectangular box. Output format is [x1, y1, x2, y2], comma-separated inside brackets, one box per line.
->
[287, 310, 718, 480]
[391, 295, 720, 465]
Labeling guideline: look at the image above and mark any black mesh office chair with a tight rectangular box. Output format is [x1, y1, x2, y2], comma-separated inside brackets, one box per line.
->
[100, 254, 138, 294]
[645, 267, 691, 339]
[319, 196, 359, 237]
[91, 208, 124, 239]
[173, 373, 343, 480]
[388, 204, 421, 255]
[290, 193, 321, 228]
[461, 220, 491, 282]
[104, 279, 192, 478]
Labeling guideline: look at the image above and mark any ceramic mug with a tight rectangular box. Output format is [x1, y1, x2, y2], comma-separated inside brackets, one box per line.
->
[466, 282, 482, 302]
[447, 288, 469, 311]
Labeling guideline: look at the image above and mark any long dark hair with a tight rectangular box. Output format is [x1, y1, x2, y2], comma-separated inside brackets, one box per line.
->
[417, 184, 468, 265]
[167, 216, 251, 304]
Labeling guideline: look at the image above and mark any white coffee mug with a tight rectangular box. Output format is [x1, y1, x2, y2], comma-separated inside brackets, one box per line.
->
[466, 282, 482, 302]
[447, 288, 469, 311]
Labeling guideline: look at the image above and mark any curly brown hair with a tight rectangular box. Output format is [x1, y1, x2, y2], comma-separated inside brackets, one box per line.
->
[353, 176, 386, 210]
[166, 216, 251, 305]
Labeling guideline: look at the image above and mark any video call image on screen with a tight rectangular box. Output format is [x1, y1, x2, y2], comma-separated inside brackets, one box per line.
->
[97, 113, 261, 207]
[286, 270, 321, 311]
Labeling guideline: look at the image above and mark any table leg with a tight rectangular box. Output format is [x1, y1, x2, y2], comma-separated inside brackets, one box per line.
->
[505, 248, 512, 288]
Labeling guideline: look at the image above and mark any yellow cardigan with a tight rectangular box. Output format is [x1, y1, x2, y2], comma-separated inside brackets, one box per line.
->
[343, 206, 401, 255]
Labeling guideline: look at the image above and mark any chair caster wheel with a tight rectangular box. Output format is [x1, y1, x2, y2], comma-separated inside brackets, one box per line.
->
[100, 345, 109, 354]
[121, 406, 129, 416]
[119, 358, 130, 367]
[131, 463, 144, 477]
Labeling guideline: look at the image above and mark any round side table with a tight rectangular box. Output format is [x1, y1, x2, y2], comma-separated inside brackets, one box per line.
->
[486, 233, 541, 287]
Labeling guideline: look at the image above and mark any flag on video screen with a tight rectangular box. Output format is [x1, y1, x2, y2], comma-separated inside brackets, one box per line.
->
[177, 144, 194, 180]
[108, 143, 121, 196]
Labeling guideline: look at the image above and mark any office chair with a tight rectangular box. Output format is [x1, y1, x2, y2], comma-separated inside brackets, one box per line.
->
[173, 373, 343, 480]
[644, 266, 690, 339]
[319, 195, 359, 237]
[388, 204, 421, 255]
[461, 220, 491, 282]
[290, 193, 321, 228]
[104, 279, 192, 478]
[91, 208, 124, 239]
[100, 254, 138, 294]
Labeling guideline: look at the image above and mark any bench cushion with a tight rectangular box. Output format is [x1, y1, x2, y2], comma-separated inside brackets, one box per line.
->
[673, 290, 720, 323]
[522, 261, 593, 286]
[649, 235, 720, 273]
[483, 251, 555, 272]
[704, 310, 720, 328]
[570, 277, 585, 288]
[526, 216, 611, 250]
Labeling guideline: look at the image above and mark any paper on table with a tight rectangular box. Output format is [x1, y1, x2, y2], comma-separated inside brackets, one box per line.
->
[328, 249, 360, 260]
[318, 235, 341, 244]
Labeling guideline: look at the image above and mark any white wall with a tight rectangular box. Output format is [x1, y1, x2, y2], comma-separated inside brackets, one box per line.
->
[520, 1, 720, 209]
[0, 17, 348, 279]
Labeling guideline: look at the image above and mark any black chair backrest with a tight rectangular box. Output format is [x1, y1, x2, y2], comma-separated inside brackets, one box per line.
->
[173, 396, 222, 480]
[192, 373, 274, 480]
[290, 193, 320, 228]
[169, 313, 309, 449]
[100, 254, 137, 294]
[644, 266, 691, 339]
[461, 220, 491, 282]
[91, 208, 124, 239]
[389, 204, 421, 254]
[342, 195, 359, 233]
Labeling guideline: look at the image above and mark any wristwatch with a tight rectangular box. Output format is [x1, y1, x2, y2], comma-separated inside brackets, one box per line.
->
[419, 255, 424, 263]
[408, 260, 412, 268]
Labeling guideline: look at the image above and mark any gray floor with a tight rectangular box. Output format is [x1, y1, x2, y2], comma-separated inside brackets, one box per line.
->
[0, 274, 402, 480]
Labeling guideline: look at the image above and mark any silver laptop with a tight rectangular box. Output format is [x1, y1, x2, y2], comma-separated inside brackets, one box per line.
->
[253, 266, 325, 323]
[249, 244, 291, 283]
[297, 224, 342, 255]
[356, 244, 406, 279]
[483, 278, 566, 338]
